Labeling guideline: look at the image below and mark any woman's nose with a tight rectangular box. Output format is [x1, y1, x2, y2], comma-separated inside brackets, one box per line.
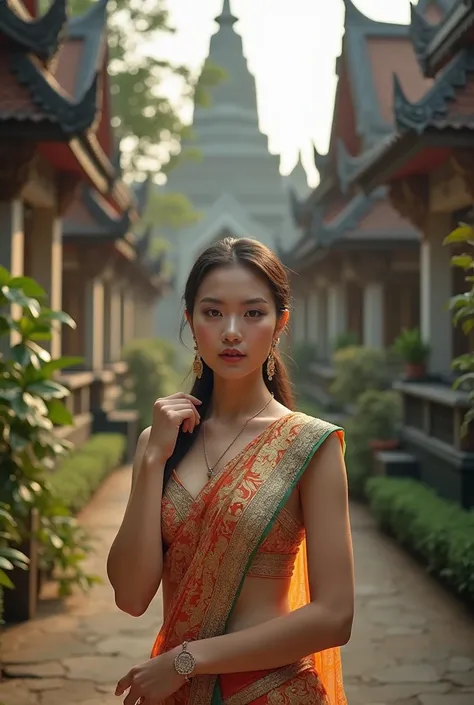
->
[222, 317, 242, 343]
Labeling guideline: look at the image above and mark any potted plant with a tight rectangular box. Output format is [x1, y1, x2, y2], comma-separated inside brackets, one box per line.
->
[352, 389, 402, 452]
[393, 328, 430, 379]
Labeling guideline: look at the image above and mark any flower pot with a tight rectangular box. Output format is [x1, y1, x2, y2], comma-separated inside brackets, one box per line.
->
[404, 362, 425, 379]
[369, 438, 399, 452]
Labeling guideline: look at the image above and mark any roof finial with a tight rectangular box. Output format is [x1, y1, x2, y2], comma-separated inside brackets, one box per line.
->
[343, 0, 375, 26]
[216, 0, 237, 26]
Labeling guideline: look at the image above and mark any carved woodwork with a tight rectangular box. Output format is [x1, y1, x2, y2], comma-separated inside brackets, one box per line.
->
[55, 172, 82, 215]
[450, 149, 474, 199]
[388, 176, 430, 233]
[0, 142, 37, 201]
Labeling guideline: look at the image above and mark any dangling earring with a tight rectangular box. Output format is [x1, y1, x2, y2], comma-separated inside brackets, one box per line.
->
[193, 341, 203, 379]
[266, 340, 277, 381]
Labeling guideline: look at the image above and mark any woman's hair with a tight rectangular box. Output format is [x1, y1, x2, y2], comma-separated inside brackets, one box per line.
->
[163, 237, 294, 487]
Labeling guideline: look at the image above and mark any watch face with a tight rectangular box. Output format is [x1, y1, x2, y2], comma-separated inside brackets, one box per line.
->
[175, 650, 195, 676]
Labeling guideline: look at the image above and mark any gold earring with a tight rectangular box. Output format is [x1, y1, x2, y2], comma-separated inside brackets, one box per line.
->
[266, 340, 277, 381]
[193, 341, 203, 379]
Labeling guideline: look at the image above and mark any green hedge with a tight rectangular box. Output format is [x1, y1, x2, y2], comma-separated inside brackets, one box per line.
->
[366, 476, 474, 602]
[49, 433, 126, 514]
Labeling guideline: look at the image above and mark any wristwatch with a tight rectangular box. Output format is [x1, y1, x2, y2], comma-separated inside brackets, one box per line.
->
[173, 641, 196, 682]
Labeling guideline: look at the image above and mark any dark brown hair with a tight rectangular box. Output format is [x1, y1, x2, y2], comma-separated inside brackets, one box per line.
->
[164, 237, 294, 487]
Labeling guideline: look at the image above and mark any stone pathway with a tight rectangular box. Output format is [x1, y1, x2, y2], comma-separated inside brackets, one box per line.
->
[1, 467, 474, 705]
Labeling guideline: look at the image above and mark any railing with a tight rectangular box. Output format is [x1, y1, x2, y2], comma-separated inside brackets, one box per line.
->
[394, 380, 474, 508]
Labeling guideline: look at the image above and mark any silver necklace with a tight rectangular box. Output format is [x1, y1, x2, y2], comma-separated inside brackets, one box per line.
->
[203, 395, 273, 478]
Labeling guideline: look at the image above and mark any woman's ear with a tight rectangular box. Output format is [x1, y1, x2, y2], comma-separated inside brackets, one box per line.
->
[277, 308, 290, 336]
[184, 309, 195, 337]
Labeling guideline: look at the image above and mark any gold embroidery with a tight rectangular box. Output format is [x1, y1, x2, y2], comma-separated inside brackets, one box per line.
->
[277, 506, 302, 537]
[246, 552, 297, 579]
[189, 414, 340, 704]
[166, 474, 194, 523]
[223, 658, 316, 705]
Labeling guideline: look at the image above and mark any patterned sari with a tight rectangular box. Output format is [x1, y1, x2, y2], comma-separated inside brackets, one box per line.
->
[154, 412, 347, 705]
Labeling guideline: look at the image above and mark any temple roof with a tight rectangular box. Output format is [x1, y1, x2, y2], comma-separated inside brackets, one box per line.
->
[411, 0, 474, 77]
[0, 0, 67, 59]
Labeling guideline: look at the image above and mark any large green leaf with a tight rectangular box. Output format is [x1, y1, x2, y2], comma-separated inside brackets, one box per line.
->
[47, 399, 74, 426]
[2, 288, 41, 318]
[0, 546, 29, 567]
[443, 225, 474, 245]
[11, 343, 39, 369]
[40, 309, 77, 329]
[41, 357, 83, 375]
[26, 380, 69, 399]
[451, 254, 473, 270]
[0, 570, 14, 589]
[8, 277, 46, 299]
[0, 556, 14, 571]
[0, 266, 11, 287]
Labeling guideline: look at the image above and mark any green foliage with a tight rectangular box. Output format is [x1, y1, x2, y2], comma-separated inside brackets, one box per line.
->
[67, 0, 225, 174]
[330, 346, 394, 408]
[352, 389, 402, 442]
[120, 338, 182, 430]
[0, 505, 29, 592]
[366, 477, 474, 602]
[49, 434, 126, 514]
[344, 421, 372, 500]
[444, 223, 474, 434]
[333, 331, 359, 351]
[291, 342, 317, 383]
[393, 328, 430, 364]
[0, 267, 98, 598]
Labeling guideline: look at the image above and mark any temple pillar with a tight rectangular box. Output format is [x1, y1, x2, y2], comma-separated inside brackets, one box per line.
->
[121, 288, 135, 349]
[363, 281, 384, 349]
[0, 201, 24, 347]
[421, 214, 453, 374]
[292, 295, 306, 344]
[27, 208, 62, 358]
[327, 284, 347, 351]
[85, 277, 105, 371]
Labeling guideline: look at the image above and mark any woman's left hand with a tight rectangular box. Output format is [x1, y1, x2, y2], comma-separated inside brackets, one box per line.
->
[115, 648, 185, 704]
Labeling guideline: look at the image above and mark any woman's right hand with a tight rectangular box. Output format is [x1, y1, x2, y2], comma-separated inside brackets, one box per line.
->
[147, 393, 202, 464]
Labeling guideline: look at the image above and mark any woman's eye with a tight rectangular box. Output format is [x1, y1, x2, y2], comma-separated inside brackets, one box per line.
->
[205, 309, 221, 317]
[245, 310, 264, 318]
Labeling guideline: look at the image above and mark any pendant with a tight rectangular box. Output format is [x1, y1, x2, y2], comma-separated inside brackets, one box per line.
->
[207, 469, 213, 479]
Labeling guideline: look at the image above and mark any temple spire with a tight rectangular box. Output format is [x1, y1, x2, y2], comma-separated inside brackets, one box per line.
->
[216, 0, 237, 26]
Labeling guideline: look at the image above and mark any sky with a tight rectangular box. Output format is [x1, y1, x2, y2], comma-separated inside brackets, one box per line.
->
[156, 0, 417, 186]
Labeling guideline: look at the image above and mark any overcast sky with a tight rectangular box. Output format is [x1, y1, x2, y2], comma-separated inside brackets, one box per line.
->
[155, 0, 418, 185]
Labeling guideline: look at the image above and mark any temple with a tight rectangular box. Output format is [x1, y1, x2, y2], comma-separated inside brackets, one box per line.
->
[157, 0, 304, 340]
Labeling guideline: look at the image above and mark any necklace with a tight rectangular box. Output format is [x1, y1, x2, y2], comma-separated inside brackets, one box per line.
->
[203, 395, 274, 478]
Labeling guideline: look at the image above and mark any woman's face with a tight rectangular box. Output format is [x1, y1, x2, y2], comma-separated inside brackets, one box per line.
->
[190, 264, 286, 380]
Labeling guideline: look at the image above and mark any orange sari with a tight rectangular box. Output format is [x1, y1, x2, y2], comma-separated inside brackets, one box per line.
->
[154, 412, 347, 705]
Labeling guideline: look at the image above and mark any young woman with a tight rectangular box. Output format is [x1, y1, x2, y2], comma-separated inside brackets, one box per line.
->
[109, 238, 354, 705]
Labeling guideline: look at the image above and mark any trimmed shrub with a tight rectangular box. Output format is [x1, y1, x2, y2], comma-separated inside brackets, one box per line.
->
[366, 476, 474, 602]
[50, 434, 126, 514]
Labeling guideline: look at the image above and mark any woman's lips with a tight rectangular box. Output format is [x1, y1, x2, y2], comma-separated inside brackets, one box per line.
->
[219, 352, 246, 363]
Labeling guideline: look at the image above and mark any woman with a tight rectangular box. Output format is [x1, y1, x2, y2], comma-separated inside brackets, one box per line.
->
[108, 238, 354, 705]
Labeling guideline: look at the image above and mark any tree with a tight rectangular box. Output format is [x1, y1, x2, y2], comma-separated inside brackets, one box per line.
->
[64, 0, 223, 175]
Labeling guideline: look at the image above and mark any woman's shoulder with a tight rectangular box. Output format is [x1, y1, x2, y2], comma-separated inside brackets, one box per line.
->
[291, 410, 344, 436]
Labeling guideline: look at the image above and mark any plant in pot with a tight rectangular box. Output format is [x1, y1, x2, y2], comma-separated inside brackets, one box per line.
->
[0, 267, 100, 621]
[352, 389, 402, 452]
[393, 328, 430, 379]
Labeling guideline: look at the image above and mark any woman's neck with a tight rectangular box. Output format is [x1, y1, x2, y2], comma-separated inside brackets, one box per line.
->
[209, 372, 272, 424]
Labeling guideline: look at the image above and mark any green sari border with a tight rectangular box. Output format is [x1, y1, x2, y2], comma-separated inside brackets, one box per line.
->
[211, 421, 344, 704]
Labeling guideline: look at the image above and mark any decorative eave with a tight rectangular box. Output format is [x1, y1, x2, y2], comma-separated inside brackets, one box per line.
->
[10, 51, 99, 134]
[409, 4, 439, 74]
[336, 139, 367, 194]
[67, 0, 108, 101]
[343, 0, 379, 28]
[418, 0, 474, 78]
[83, 186, 131, 238]
[133, 175, 152, 217]
[394, 47, 474, 134]
[136, 225, 152, 260]
[0, 0, 67, 60]
[313, 144, 330, 177]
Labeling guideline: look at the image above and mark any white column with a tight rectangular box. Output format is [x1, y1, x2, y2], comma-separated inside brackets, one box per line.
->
[363, 282, 384, 349]
[0, 201, 24, 348]
[327, 284, 347, 350]
[420, 220, 453, 373]
[85, 278, 105, 371]
[26, 209, 63, 358]
[109, 286, 123, 361]
[293, 295, 306, 344]
[122, 289, 135, 348]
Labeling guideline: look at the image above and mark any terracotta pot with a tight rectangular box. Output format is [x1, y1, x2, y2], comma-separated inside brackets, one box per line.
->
[405, 362, 425, 379]
[369, 438, 399, 452]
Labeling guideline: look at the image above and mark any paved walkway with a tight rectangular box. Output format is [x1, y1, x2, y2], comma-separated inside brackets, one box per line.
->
[1, 467, 474, 705]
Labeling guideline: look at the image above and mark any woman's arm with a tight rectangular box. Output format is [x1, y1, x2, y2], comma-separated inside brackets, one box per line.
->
[106, 428, 165, 617]
[187, 433, 355, 674]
